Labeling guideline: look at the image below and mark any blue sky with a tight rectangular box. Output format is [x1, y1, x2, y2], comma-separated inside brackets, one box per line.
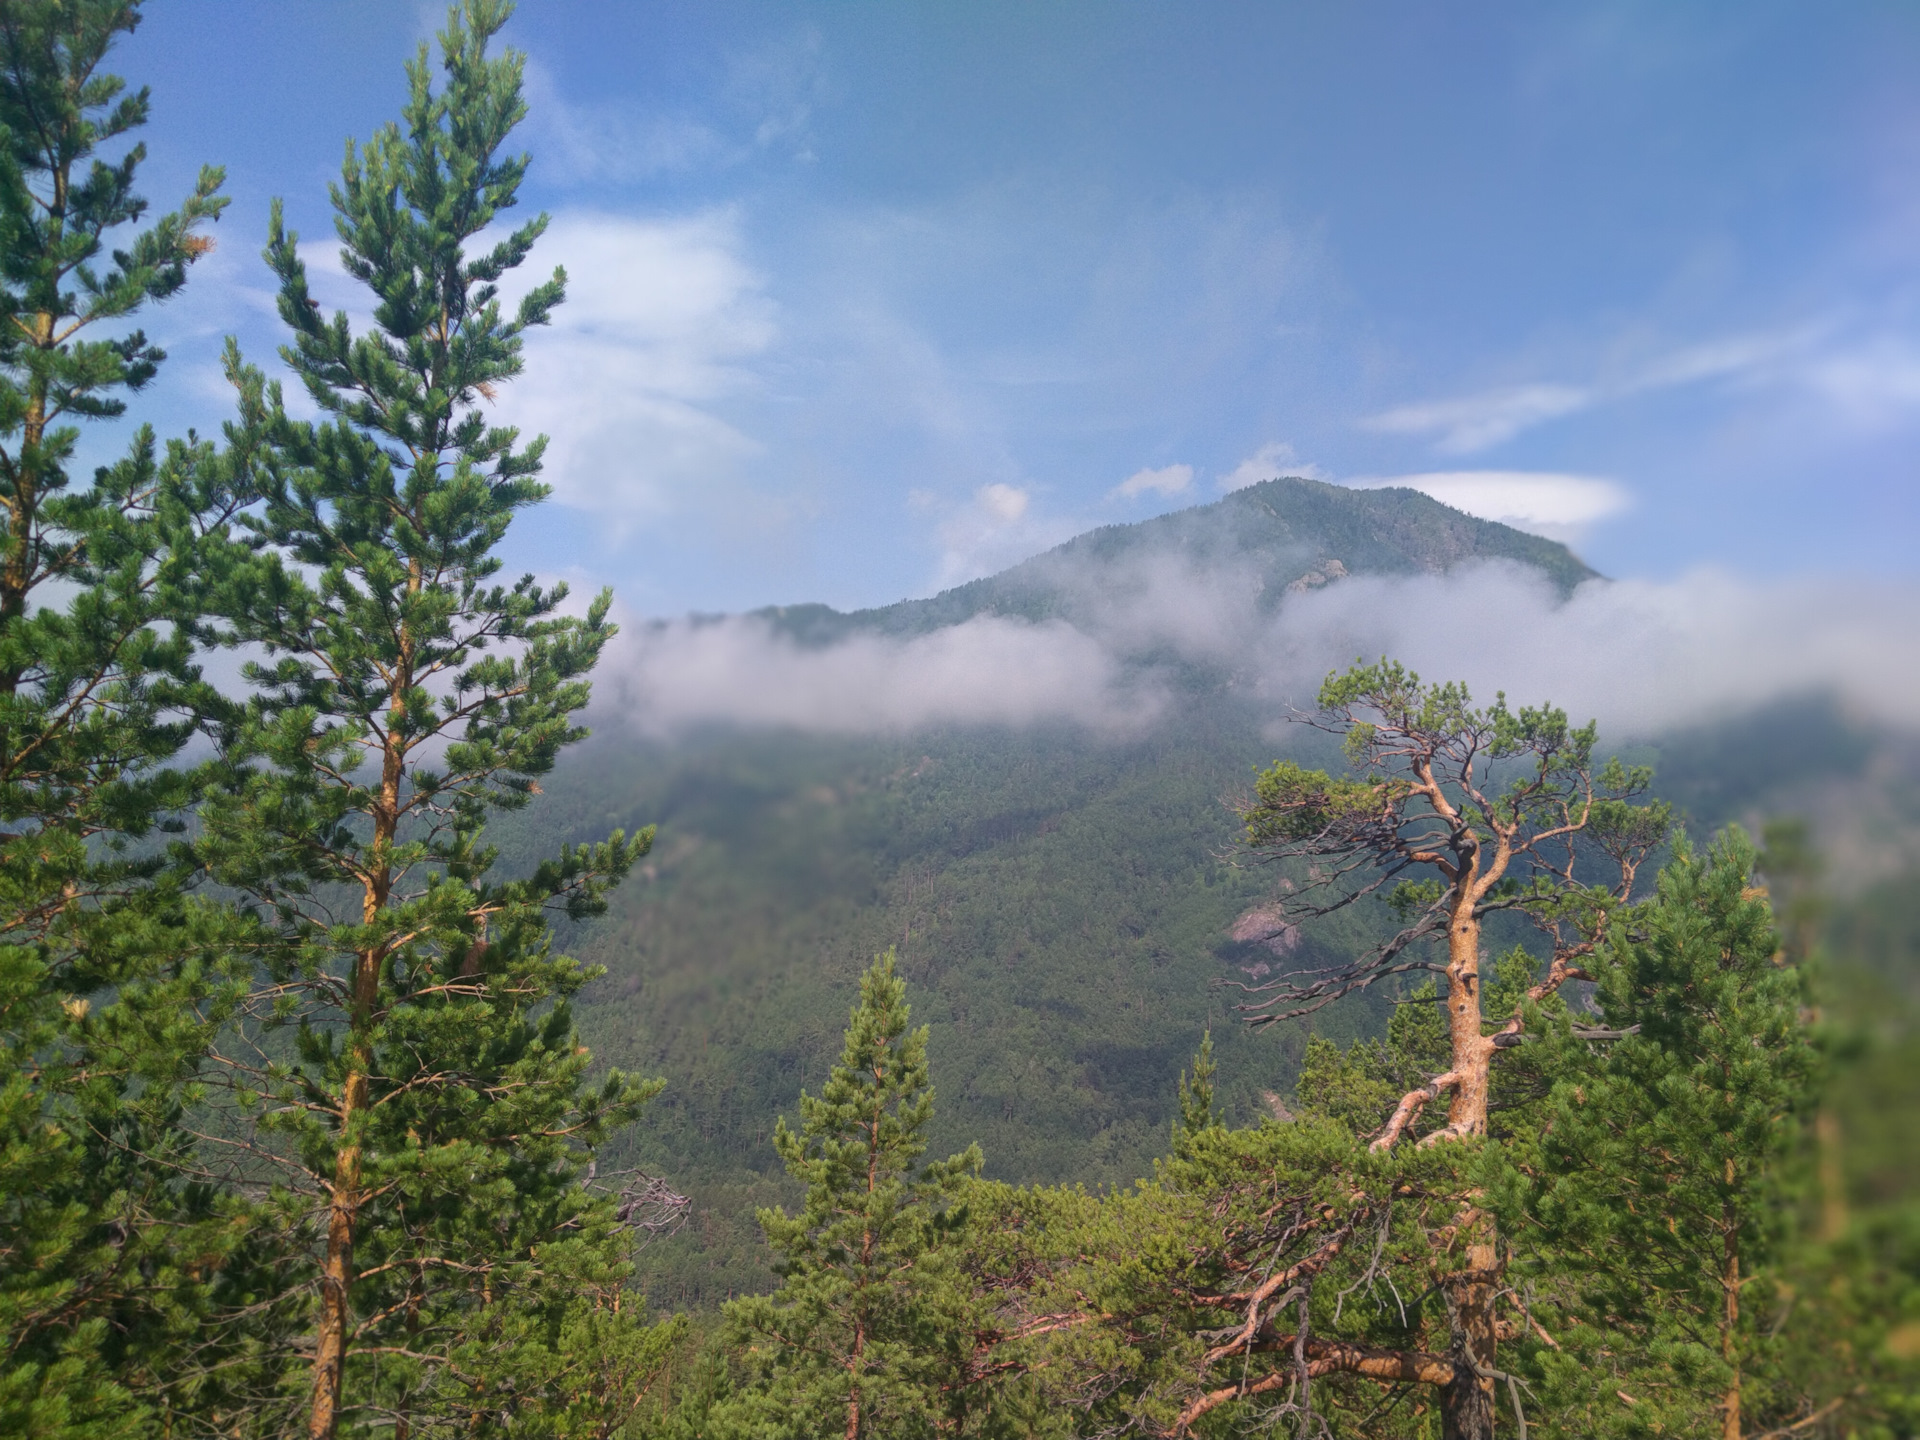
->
[116, 1, 1920, 616]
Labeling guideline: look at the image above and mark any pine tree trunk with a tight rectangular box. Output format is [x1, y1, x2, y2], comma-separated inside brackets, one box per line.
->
[309, 945, 381, 1439]
[0, 318, 50, 680]
[1438, 1239, 1498, 1440]
[1815, 1108, 1847, 1242]
[1444, 896, 1493, 1137]
[1438, 893, 1498, 1440]
[1721, 1219, 1742, 1440]
[309, 1065, 366, 1440]
[309, 719, 401, 1440]
[845, 1310, 864, 1440]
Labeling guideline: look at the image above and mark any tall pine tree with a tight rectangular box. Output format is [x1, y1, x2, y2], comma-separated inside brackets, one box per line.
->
[0, 3, 241, 1435]
[193, 4, 660, 1434]
[723, 951, 983, 1440]
[1511, 830, 1819, 1440]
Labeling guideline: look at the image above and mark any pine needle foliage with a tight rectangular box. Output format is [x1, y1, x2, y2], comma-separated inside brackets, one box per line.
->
[0, 3, 243, 1435]
[723, 951, 983, 1440]
[1173, 1029, 1217, 1152]
[1509, 830, 1821, 1439]
[191, 5, 661, 1435]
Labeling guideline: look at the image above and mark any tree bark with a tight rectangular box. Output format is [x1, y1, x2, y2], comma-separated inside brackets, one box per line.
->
[0, 312, 52, 679]
[1173, 1336, 1455, 1433]
[1439, 1241, 1499, 1440]
[309, 1066, 364, 1440]
[1722, 1221, 1742, 1440]
[1438, 876, 1498, 1440]
[1815, 1108, 1847, 1243]
[308, 941, 382, 1439]
[1443, 894, 1494, 1139]
[307, 709, 403, 1439]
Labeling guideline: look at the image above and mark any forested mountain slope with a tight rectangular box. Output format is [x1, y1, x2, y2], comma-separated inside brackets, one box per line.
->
[496, 483, 1909, 1308]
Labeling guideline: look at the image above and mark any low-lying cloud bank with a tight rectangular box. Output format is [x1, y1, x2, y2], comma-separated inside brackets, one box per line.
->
[600, 612, 1153, 735]
[596, 561, 1920, 742]
[1253, 565, 1920, 738]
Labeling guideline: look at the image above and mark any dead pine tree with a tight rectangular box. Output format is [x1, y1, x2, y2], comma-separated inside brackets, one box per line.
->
[1232, 658, 1669, 1440]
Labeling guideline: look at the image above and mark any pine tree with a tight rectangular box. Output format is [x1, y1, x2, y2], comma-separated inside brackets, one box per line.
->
[722, 951, 983, 1440]
[950, 843, 1820, 1439]
[1232, 659, 1669, 1439]
[1512, 830, 1820, 1439]
[0, 3, 241, 1435]
[192, 4, 662, 1434]
[1173, 1029, 1217, 1152]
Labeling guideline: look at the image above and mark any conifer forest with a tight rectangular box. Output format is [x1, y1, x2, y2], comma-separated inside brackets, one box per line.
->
[0, 5, 1915, 1439]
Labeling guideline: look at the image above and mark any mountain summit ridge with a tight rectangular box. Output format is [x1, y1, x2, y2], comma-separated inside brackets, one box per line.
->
[754, 476, 1600, 646]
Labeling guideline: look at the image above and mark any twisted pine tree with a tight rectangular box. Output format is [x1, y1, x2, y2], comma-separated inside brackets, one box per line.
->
[0, 4, 244, 1435]
[194, 5, 660, 1435]
[1233, 659, 1669, 1439]
[724, 952, 983, 1440]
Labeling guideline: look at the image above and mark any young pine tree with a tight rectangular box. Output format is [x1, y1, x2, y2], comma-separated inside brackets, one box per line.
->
[1512, 831, 1820, 1440]
[1172, 1029, 1217, 1153]
[723, 951, 983, 1440]
[195, 5, 659, 1435]
[0, 4, 242, 1435]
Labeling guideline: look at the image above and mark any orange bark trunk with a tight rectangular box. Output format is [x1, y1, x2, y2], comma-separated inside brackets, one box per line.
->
[307, 711, 403, 1439]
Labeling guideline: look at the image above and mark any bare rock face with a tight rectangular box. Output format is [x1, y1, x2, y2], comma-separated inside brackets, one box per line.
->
[1284, 557, 1348, 595]
[1230, 904, 1299, 953]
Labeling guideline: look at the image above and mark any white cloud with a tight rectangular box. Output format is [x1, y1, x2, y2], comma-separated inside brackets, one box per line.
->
[1365, 383, 1592, 454]
[522, 31, 824, 184]
[604, 612, 1157, 736]
[1219, 441, 1329, 490]
[1113, 463, 1194, 500]
[1631, 331, 1809, 389]
[979, 482, 1031, 521]
[1351, 470, 1632, 544]
[265, 210, 775, 523]
[1803, 338, 1920, 423]
[1260, 563, 1920, 739]
[592, 556, 1920, 746]
[930, 483, 1076, 589]
[725, 26, 827, 163]
[1361, 325, 1825, 454]
[501, 210, 777, 520]
[525, 64, 736, 183]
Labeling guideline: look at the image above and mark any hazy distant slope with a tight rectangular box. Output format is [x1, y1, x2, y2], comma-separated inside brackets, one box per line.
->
[755, 477, 1600, 645]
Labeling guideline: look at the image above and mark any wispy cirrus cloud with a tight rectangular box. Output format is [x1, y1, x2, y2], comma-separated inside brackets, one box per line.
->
[1113, 463, 1194, 500]
[503, 210, 777, 523]
[522, 28, 826, 185]
[1803, 337, 1920, 423]
[1348, 471, 1632, 545]
[1366, 383, 1591, 454]
[1364, 327, 1822, 454]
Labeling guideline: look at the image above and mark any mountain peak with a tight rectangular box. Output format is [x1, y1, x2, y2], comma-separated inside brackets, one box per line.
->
[758, 476, 1598, 646]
